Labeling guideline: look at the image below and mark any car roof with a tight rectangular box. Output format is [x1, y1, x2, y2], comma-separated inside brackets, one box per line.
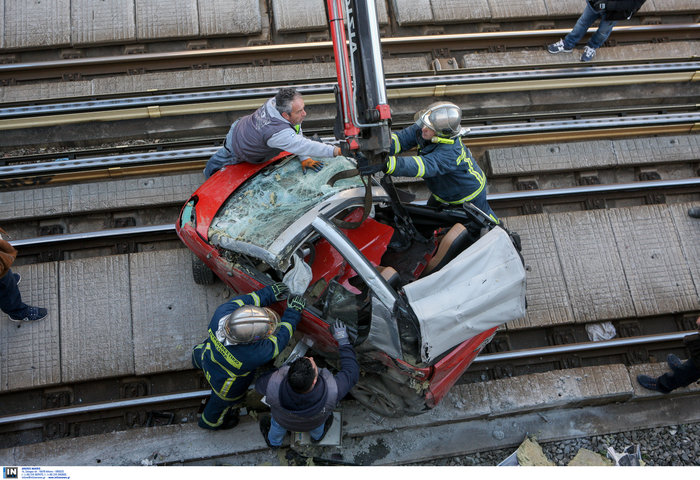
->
[207, 155, 387, 271]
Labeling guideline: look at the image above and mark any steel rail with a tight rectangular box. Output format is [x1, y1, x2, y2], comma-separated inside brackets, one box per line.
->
[2, 111, 699, 178]
[0, 23, 696, 83]
[9, 177, 700, 249]
[1, 60, 698, 119]
[1, 68, 697, 130]
[0, 330, 693, 426]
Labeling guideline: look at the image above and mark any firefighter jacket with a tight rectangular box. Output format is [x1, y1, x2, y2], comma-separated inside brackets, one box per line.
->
[255, 343, 359, 431]
[194, 285, 301, 403]
[386, 124, 495, 218]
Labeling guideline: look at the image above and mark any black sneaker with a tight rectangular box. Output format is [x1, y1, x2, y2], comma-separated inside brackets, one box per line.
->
[259, 416, 278, 449]
[637, 374, 662, 392]
[689, 207, 700, 219]
[667, 353, 683, 371]
[9, 306, 47, 323]
[310, 414, 334, 444]
[13, 273, 20, 286]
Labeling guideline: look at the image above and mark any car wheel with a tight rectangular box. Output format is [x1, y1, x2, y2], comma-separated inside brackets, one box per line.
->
[351, 375, 428, 418]
[191, 254, 215, 285]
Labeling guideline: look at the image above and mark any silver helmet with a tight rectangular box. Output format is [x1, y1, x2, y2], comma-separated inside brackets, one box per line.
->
[415, 101, 469, 138]
[223, 306, 280, 344]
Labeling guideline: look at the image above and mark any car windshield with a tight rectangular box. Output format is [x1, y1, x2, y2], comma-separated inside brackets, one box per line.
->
[208, 155, 363, 253]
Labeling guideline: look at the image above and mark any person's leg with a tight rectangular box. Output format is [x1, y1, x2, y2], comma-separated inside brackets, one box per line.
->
[203, 120, 239, 178]
[586, 17, 617, 49]
[0, 269, 25, 317]
[563, 3, 601, 49]
[198, 394, 235, 430]
[308, 421, 326, 441]
[657, 359, 700, 392]
[268, 417, 288, 446]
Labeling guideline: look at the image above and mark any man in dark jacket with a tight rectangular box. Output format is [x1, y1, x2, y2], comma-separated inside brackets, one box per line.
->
[547, 0, 647, 62]
[357, 101, 498, 223]
[637, 316, 700, 393]
[203, 87, 342, 178]
[255, 320, 360, 447]
[191, 282, 305, 430]
[1, 227, 47, 323]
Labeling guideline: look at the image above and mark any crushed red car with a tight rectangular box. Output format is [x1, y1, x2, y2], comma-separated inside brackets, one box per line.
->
[176, 154, 526, 416]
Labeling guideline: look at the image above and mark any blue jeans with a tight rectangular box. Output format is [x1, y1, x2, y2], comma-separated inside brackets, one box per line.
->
[657, 358, 700, 393]
[0, 269, 26, 318]
[203, 120, 240, 178]
[268, 416, 326, 446]
[563, 3, 617, 50]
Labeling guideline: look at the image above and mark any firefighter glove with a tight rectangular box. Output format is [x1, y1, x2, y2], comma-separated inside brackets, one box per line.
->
[355, 152, 386, 176]
[270, 282, 289, 301]
[330, 320, 350, 346]
[288, 295, 306, 312]
[301, 158, 324, 174]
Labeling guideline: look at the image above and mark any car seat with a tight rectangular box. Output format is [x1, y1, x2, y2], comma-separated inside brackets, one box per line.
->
[422, 223, 470, 276]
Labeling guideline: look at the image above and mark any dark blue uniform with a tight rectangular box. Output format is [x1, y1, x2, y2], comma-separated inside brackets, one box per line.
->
[192, 286, 301, 429]
[387, 124, 498, 222]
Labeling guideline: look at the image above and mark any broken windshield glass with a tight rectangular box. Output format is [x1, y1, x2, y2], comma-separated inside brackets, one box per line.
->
[208, 155, 363, 254]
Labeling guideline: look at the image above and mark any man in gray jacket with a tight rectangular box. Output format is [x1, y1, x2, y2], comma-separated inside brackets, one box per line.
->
[204, 87, 342, 178]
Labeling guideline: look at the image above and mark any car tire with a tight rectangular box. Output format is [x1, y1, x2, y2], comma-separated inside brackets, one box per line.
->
[192, 254, 215, 285]
[351, 374, 428, 418]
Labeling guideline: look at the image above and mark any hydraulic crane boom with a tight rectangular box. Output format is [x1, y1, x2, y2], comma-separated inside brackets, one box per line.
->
[326, 0, 392, 165]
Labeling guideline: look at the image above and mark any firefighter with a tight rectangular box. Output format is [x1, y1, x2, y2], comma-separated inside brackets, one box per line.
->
[203, 87, 342, 178]
[356, 101, 498, 223]
[191, 282, 306, 430]
[255, 320, 359, 447]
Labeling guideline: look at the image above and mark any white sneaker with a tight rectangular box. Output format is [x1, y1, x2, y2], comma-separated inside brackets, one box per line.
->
[548, 39, 573, 54]
[581, 46, 596, 62]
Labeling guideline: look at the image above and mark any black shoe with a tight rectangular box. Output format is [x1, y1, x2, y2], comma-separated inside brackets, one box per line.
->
[689, 207, 700, 219]
[259, 416, 278, 449]
[637, 374, 662, 392]
[310, 414, 334, 444]
[13, 273, 20, 286]
[9, 306, 47, 323]
[220, 409, 239, 430]
[667, 353, 683, 371]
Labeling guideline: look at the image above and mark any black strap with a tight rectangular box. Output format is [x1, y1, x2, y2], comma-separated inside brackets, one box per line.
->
[327, 169, 373, 230]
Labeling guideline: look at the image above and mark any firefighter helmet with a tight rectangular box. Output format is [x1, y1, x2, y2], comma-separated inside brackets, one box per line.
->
[223, 306, 280, 344]
[414, 101, 469, 138]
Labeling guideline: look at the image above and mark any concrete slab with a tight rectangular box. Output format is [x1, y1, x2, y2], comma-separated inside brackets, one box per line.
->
[670, 203, 700, 300]
[0, 173, 203, 222]
[197, 0, 262, 36]
[544, 0, 582, 17]
[135, 0, 199, 41]
[487, 364, 632, 416]
[71, 0, 136, 46]
[502, 214, 574, 330]
[550, 209, 636, 323]
[608, 205, 700, 317]
[271, 0, 327, 33]
[648, 0, 699, 13]
[0, 1, 4, 49]
[375, 0, 390, 25]
[487, 0, 548, 21]
[130, 249, 233, 375]
[629, 362, 700, 398]
[223, 63, 336, 85]
[59, 255, 134, 383]
[486, 140, 614, 176]
[392, 0, 434, 26]
[462, 40, 700, 68]
[431, 0, 491, 23]
[91, 69, 229, 95]
[613, 134, 700, 167]
[0, 262, 60, 392]
[0, 81, 92, 104]
[3, 0, 71, 49]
